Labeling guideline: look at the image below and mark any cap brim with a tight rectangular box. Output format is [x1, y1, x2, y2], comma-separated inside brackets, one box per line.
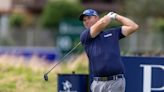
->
[79, 14, 86, 21]
[79, 13, 96, 21]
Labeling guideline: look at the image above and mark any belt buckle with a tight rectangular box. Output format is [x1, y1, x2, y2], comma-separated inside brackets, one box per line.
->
[113, 75, 118, 80]
[102, 77, 108, 81]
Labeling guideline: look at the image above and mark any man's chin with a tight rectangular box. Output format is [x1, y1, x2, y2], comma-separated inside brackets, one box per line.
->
[85, 26, 91, 29]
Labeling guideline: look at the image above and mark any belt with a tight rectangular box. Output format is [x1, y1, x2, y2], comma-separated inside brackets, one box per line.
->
[93, 74, 124, 81]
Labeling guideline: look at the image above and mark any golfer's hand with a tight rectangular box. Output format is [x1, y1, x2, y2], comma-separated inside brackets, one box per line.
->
[107, 12, 117, 20]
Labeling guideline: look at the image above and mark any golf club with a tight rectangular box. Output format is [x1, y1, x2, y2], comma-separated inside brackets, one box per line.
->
[43, 42, 81, 81]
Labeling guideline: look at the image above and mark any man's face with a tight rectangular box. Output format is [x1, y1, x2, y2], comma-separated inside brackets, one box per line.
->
[83, 16, 99, 29]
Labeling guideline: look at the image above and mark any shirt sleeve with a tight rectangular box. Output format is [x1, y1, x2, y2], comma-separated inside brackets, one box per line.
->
[80, 29, 92, 45]
[118, 27, 125, 39]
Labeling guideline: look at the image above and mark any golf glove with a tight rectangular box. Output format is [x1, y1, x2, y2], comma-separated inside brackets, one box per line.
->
[107, 12, 117, 20]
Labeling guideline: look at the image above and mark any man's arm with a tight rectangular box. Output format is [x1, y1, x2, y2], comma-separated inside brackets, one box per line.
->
[90, 12, 139, 38]
[115, 14, 139, 36]
[90, 15, 112, 38]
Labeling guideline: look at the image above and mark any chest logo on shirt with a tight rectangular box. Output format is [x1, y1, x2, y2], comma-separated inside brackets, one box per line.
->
[104, 33, 112, 37]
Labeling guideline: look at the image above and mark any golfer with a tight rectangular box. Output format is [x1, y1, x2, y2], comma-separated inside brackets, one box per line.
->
[79, 9, 139, 92]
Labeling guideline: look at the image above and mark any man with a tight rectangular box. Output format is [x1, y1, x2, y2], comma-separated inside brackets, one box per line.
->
[79, 9, 139, 92]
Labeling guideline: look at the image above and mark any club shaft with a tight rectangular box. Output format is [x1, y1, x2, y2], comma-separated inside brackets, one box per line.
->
[45, 42, 81, 75]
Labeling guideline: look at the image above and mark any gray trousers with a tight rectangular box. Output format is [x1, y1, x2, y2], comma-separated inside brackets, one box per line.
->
[91, 77, 126, 92]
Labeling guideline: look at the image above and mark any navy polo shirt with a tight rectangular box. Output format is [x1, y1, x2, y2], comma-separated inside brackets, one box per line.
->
[80, 27, 125, 77]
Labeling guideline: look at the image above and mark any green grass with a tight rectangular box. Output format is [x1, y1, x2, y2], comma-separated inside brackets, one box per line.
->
[0, 65, 55, 92]
[0, 54, 88, 92]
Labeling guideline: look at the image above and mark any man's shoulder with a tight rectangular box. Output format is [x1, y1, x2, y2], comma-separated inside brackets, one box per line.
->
[80, 29, 92, 44]
[80, 29, 90, 36]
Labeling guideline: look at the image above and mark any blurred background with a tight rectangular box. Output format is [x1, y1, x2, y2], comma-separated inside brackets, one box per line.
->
[0, 0, 164, 56]
[0, 0, 164, 92]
